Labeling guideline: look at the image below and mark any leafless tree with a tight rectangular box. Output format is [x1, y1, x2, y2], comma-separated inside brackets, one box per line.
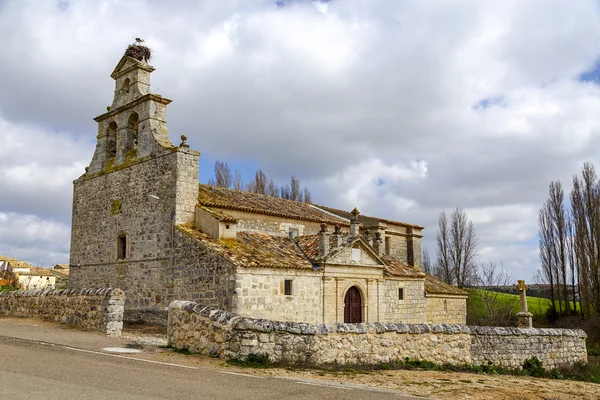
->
[468, 261, 516, 326]
[247, 169, 268, 194]
[539, 204, 558, 316]
[207, 161, 232, 188]
[435, 208, 478, 288]
[435, 210, 452, 284]
[422, 246, 433, 275]
[233, 169, 244, 191]
[303, 187, 312, 203]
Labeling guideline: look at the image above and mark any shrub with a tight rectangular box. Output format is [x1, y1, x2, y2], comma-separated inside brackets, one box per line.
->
[523, 357, 546, 377]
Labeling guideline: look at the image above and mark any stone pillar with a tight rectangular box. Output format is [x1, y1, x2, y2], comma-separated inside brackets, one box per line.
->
[516, 280, 533, 328]
[332, 225, 343, 249]
[350, 207, 360, 237]
[372, 232, 383, 256]
[318, 223, 330, 257]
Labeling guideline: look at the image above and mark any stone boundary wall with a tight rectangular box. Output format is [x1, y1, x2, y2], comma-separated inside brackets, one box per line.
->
[168, 301, 587, 369]
[0, 288, 125, 337]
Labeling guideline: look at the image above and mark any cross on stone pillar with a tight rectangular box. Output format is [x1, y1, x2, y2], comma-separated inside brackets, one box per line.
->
[515, 280, 533, 328]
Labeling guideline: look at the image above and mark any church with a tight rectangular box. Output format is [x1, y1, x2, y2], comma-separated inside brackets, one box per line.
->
[69, 44, 468, 325]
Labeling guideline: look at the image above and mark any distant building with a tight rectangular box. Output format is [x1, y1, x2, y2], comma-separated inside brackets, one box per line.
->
[69, 45, 468, 324]
[0, 255, 55, 290]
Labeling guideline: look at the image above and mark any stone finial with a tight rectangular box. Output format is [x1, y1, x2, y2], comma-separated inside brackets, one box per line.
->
[318, 223, 330, 257]
[332, 225, 343, 249]
[515, 280, 533, 328]
[350, 208, 360, 237]
[373, 232, 383, 256]
[363, 229, 372, 241]
[180, 134, 189, 148]
[106, 106, 111, 111]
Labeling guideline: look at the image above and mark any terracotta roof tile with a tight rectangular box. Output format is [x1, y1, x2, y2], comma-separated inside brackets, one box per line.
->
[197, 206, 238, 223]
[177, 225, 314, 270]
[19, 267, 54, 277]
[381, 255, 426, 278]
[314, 205, 424, 230]
[197, 185, 348, 226]
[424, 274, 469, 296]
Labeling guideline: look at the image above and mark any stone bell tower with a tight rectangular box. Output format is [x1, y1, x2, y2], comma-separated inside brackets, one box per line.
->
[69, 44, 199, 322]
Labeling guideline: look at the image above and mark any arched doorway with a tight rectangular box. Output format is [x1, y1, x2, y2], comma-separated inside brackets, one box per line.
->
[344, 286, 362, 323]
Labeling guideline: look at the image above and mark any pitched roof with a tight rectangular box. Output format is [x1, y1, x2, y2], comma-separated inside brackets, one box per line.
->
[314, 205, 424, 230]
[295, 236, 425, 278]
[0, 255, 34, 270]
[197, 185, 348, 226]
[381, 255, 426, 278]
[177, 225, 314, 270]
[424, 274, 469, 296]
[197, 206, 238, 223]
[19, 267, 54, 277]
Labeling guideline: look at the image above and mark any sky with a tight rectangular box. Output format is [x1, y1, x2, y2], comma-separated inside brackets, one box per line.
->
[1, 0, 600, 282]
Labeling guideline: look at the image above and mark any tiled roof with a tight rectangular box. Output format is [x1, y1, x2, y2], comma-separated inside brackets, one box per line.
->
[0, 255, 33, 270]
[19, 267, 55, 277]
[197, 206, 238, 223]
[381, 255, 426, 278]
[177, 225, 314, 270]
[314, 205, 424, 230]
[296, 236, 427, 279]
[424, 274, 469, 296]
[197, 185, 348, 225]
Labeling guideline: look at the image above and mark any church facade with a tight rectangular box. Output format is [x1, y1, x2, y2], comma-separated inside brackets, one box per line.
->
[69, 46, 468, 324]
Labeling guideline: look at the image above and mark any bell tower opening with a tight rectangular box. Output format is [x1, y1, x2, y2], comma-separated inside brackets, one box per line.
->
[126, 112, 139, 157]
[106, 121, 117, 161]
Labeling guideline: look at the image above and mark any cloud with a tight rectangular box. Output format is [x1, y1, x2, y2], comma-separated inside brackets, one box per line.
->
[0, 0, 599, 279]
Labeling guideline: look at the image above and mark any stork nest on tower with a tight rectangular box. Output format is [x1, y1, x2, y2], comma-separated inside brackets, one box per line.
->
[124, 44, 152, 62]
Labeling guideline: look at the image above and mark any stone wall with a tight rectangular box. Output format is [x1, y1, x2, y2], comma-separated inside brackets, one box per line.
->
[232, 267, 322, 323]
[168, 301, 587, 369]
[380, 279, 427, 323]
[70, 148, 199, 324]
[0, 288, 124, 336]
[427, 296, 467, 324]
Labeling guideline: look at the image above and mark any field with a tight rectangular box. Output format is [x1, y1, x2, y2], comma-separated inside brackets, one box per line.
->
[468, 289, 578, 324]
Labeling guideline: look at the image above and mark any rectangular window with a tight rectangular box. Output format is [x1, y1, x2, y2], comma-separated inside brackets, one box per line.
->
[117, 235, 127, 259]
[351, 248, 361, 262]
[288, 228, 299, 238]
[284, 279, 293, 295]
[398, 288, 404, 300]
[385, 237, 391, 255]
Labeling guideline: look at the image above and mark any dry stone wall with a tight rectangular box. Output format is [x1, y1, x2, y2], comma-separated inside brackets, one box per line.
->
[168, 301, 587, 369]
[0, 288, 124, 336]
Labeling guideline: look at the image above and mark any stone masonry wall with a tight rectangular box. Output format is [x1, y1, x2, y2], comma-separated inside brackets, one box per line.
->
[0, 288, 124, 336]
[70, 148, 199, 324]
[232, 268, 322, 323]
[380, 279, 427, 323]
[168, 301, 587, 369]
[427, 296, 467, 324]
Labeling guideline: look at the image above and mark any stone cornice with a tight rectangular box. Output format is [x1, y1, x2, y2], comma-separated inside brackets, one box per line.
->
[94, 93, 172, 122]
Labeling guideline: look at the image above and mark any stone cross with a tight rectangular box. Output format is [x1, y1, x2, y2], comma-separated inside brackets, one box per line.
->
[515, 280, 533, 328]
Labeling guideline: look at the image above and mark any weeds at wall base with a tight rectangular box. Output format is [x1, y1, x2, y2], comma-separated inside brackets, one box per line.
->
[226, 353, 600, 384]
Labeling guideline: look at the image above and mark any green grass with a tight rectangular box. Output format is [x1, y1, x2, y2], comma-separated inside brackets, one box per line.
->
[468, 290, 579, 318]
[0, 284, 18, 293]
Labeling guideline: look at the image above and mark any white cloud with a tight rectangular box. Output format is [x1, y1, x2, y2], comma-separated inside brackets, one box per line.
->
[0, 0, 599, 277]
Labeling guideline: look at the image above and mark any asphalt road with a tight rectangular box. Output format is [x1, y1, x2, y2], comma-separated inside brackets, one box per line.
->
[0, 335, 423, 400]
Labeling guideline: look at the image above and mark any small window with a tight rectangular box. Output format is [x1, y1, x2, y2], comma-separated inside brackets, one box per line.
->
[284, 279, 293, 295]
[225, 224, 230, 229]
[288, 228, 299, 238]
[351, 248, 361, 262]
[398, 288, 404, 300]
[385, 237, 391, 255]
[117, 235, 127, 259]
[444, 299, 448, 313]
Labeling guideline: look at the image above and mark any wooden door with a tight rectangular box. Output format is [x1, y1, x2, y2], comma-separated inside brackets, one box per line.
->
[344, 286, 362, 323]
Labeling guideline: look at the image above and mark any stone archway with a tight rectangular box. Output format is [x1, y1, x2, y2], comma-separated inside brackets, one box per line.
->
[344, 286, 362, 323]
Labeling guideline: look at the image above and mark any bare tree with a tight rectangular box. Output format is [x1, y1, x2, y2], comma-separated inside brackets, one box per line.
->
[539, 205, 558, 317]
[436, 208, 478, 288]
[435, 210, 452, 284]
[303, 187, 312, 203]
[422, 246, 433, 275]
[468, 261, 516, 326]
[233, 169, 244, 191]
[247, 169, 268, 195]
[290, 176, 301, 201]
